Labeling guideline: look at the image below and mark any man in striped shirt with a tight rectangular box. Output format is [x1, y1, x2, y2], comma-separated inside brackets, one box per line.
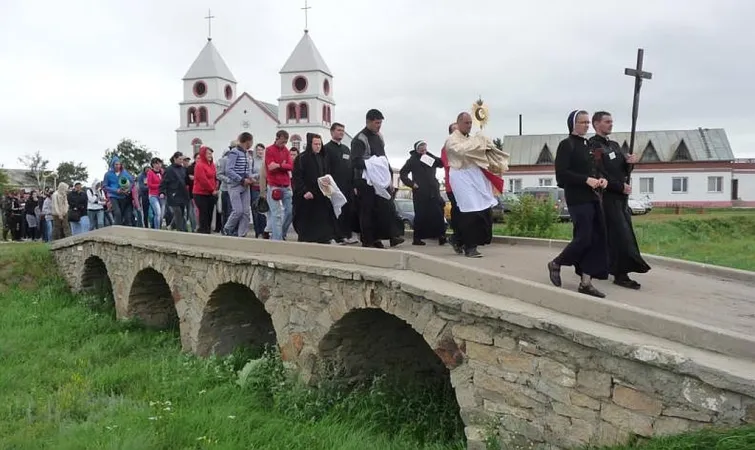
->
[222, 132, 254, 237]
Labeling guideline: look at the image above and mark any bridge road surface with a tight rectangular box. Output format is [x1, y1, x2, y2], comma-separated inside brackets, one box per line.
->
[402, 241, 755, 336]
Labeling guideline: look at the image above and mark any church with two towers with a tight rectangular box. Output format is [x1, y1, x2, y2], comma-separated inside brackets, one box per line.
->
[175, 29, 349, 155]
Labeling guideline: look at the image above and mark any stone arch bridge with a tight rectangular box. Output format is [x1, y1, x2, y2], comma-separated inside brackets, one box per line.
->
[51, 227, 755, 449]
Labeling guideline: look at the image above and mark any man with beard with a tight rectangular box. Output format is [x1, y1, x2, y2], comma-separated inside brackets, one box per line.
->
[324, 122, 359, 244]
[350, 109, 404, 248]
[589, 111, 650, 289]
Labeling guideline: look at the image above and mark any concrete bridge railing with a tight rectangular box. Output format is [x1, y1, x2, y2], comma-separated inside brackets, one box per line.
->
[50, 227, 755, 449]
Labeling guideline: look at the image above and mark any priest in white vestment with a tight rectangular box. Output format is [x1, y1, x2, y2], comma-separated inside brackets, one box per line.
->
[444, 112, 509, 257]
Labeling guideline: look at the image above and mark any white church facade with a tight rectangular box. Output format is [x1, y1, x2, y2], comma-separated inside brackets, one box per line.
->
[501, 129, 755, 207]
[176, 31, 350, 156]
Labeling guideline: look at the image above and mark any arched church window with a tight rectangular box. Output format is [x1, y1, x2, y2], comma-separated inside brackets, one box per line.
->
[327, 106, 332, 123]
[198, 107, 208, 123]
[323, 79, 330, 95]
[224, 84, 233, 100]
[322, 105, 327, 124]
[299, 102, 309, 121]
[188, 107, 197, 124]
[193, 81, 207, 98]
[291, 134, 302, 150]
[293, 76, 308, 93]
[287, 103, 297, 122]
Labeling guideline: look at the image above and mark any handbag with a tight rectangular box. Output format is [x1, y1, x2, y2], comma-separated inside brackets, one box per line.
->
[254, 195, 270, 213]
[68, 208, 81, 222]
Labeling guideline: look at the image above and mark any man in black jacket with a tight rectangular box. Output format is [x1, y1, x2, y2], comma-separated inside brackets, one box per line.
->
[589, 111, 650, 289]
[350, 109, 404, 248]
[160, 152, 190, 232]
[324, 122, 358, 244]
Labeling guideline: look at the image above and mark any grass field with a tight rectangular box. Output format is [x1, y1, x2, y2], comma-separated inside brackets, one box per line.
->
[494, 208, 755, 271]
[1, 244, 754, 449]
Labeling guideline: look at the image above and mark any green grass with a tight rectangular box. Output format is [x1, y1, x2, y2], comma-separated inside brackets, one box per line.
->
[495, 208, 755, 271]
[1, 244, 753, 450]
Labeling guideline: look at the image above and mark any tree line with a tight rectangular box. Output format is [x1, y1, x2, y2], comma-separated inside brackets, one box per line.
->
[2, 138, 154, 192]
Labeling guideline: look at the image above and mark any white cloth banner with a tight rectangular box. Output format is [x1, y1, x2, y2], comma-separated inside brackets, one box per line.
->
[317, 174, 347, 218]
[362, 155, 392, 200]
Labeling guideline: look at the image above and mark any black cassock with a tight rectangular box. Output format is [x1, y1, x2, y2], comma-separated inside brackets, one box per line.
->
[589, 135, 651, 277]
[399, 150, 446, 240]
[324, 140, 359, 237]
[292, 150, 338, 244]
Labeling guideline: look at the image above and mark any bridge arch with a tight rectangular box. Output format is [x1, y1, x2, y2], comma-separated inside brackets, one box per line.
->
[195, 282, 278, 357]
[127, 267, 179, 330]
[316, 306, 464, 438]
[79, 255, 115, 314]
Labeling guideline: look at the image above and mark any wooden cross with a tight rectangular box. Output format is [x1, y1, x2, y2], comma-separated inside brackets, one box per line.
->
[302, 0, 312, 32]
[205, 9, 215, 40]
[624, 48, 653, 156]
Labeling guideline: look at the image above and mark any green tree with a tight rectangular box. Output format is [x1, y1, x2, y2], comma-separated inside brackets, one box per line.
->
[492, 138, 504, 151]
[0, 166, 9, 193]
[18, 151, 52, 190]
[56, 161, 90, 186]
[103, 138, 154, 175]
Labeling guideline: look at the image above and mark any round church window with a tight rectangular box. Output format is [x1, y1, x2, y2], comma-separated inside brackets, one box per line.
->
[225, 84, 233, 100]
[193, 81, 207, 97]
[323, 79, 330, 95]
[293, 76, 308, 93]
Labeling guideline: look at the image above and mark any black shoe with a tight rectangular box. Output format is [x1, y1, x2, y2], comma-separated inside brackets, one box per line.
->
[578, 283, 606, 298]
[412, 240, 426, 246]
[438, 235, 447, 246]
[373, 241, 385, 249]
[389, 237, 404, 247]
[451, 237, 463, 254]
[547, 261, 562, 287]
[614, 277, 641, 290]
[464, 247, 482, 258]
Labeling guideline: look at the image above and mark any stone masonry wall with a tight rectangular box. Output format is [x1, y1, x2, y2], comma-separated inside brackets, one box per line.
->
[51, 240, 755, 450]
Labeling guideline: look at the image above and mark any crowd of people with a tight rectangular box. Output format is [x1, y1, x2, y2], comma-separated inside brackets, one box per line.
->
[1, 107, 651, 299]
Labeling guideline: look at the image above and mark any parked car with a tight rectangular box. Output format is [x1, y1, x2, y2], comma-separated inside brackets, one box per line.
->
[520, 186, 570, 221]
[628, 197, 650, 215]
[490, 192, 520, 223]
[395, 198, 449, 230]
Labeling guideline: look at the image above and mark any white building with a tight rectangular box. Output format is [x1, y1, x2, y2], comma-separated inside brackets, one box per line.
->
[176, 31, 350, 156]
[501, 129, 755, 207]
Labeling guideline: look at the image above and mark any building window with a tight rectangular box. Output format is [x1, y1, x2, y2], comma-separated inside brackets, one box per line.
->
[639, 177, 654, 194]
[509, 178, 523, 193]
[672, 140, 693, 162]
[707, 176, 723, 193]
[299, 102, 309, 121]
[290, 134, 302, 150]
[293, 76, 308, 93]
[198, 107, 208, 123]
[187, 107, 197, 124]
[193, 81, 207, 97]
[323, 79, 330, 95]
[286, 103, 297, 122]
[224, 84, 233, 100]
[640, 141, 660, 162]
[538, 178, 553, 187]
[672, 177, 688, 193]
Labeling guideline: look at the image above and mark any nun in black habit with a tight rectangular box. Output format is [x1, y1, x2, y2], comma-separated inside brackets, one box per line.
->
[399, 140, 447, 245]
[589, 112, 650, 289]
[292, 133, 338, 244]
[547, 110, 610, 298]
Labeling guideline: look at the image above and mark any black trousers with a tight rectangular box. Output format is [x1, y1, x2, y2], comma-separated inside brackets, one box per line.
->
[356, 183, 400, 245]
[554, 201, 609, 279]
[447, 191, 460, 242]
[194, 194, 216, 234]
[170, 205, 187, 232]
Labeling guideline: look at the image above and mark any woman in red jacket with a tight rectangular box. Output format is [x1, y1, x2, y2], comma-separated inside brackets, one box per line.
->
[146, 158, 165, 229]
[192, 146, 218, 234]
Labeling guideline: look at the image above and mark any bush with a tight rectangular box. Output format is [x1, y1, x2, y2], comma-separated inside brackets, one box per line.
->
[502, 194, 559, 238]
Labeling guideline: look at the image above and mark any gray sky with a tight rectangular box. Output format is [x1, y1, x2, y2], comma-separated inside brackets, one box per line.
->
[1, 0, 753, 183]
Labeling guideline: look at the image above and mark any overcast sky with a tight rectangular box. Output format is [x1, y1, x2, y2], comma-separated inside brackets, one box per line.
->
[1, 0, 753, 183]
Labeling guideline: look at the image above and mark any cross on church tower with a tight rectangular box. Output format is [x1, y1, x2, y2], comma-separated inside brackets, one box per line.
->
[302, 0, 312, 32]
[205, 9, 215, 41]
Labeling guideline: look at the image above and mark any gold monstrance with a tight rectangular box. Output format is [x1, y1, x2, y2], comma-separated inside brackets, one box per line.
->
[471, 97, 489, 130]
